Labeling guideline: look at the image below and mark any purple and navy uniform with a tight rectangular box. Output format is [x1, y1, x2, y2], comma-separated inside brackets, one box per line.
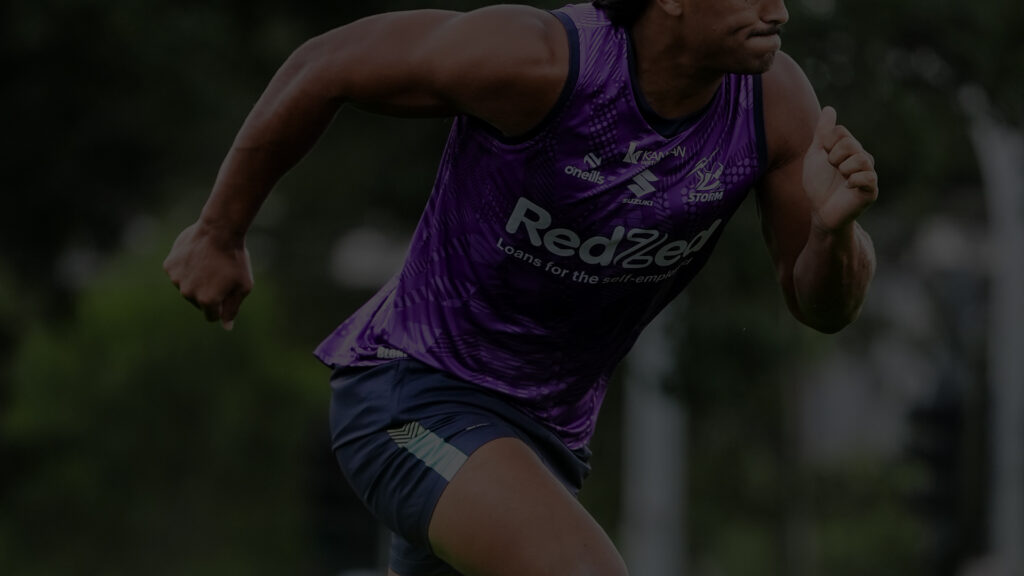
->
[320, 3, 767, 574]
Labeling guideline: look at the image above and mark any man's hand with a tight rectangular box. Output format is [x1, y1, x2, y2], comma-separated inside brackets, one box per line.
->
[802, 106, 879, 233]
[163, 221, 253, 330]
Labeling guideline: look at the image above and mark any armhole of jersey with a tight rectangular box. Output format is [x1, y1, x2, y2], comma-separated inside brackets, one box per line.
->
[474, 10, 580, 145]
[753, 74, 769, 177]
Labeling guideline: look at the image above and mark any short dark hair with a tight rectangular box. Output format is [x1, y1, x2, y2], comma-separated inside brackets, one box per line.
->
[592, 0, 654, 28]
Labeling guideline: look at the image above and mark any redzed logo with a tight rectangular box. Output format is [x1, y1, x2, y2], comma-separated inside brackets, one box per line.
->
[504, 197, 721, 270]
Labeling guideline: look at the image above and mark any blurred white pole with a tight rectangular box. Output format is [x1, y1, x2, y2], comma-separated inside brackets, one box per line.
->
[621, 302, 686, 576]
[962, 87, 1024, 573]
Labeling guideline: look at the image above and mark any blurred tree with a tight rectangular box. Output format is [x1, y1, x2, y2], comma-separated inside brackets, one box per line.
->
[0, 226, 373, 575]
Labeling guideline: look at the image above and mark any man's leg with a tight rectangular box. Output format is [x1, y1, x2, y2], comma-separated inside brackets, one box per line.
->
[428, 437, 629, 576]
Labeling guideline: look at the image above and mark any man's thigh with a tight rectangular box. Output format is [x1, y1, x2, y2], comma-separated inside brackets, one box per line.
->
[331, 360, 603, 576]
[428, 437, 628, 576]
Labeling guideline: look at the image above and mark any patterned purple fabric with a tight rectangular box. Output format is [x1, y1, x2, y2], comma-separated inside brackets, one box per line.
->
[315, 2, 767, 449]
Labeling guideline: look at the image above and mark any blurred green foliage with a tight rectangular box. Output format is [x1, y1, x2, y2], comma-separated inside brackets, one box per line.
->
[1, 231, 330, 575]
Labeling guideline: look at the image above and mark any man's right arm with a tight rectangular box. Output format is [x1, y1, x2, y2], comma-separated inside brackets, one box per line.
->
[200, 6, 569, 237]
[165, 6, 571, 326]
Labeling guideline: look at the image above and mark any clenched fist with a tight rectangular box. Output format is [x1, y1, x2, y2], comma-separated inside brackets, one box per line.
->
[802, 106, 879, 233]
[163, 221, 253, 330]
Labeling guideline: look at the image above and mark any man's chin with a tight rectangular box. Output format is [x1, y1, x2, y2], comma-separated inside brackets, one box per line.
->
[741, 52, 779, 75]
[760, 52, 779, 72]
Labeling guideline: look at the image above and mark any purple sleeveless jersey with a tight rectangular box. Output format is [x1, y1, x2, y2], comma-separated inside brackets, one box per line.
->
[315, 3, 768, 450]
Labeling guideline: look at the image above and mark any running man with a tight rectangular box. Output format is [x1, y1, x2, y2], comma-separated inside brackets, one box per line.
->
[164, 1, 877, 574]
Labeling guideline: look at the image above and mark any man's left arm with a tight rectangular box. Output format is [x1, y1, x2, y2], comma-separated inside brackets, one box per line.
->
[757, 52, 878, 334]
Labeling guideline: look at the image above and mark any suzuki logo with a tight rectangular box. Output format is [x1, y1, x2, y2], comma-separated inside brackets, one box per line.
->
[627, 170, 659, 197]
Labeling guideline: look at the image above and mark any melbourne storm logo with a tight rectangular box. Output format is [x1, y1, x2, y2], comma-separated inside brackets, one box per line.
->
[685, 152, 726, 203]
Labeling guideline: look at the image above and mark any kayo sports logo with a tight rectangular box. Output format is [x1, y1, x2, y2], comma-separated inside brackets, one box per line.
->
[504, 197, 721, 270]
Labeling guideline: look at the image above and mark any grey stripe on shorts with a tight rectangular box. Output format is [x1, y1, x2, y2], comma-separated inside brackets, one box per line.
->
[387, 422, 468, 482]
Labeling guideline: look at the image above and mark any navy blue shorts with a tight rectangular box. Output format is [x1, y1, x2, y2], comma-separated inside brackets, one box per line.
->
[329, 358, 591, 576]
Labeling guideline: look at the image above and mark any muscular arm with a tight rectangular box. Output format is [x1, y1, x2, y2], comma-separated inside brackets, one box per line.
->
[201, 6, 570, 236]
[165, 6, 570, 325]
[757, 52, 877, 333]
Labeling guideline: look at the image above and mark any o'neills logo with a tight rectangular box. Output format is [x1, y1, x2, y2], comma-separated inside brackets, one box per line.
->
[564, 164, 605, 184]
[504, 197, 721, 270]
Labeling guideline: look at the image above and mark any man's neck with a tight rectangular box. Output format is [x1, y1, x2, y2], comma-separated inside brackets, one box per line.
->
[629, 17, 724, 120]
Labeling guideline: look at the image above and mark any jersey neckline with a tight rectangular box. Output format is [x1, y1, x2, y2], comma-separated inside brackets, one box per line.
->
[625, 29, 723, 139]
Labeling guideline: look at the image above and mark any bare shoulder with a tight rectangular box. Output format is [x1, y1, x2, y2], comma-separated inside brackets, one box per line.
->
[433, 4, 566, 50]
[326, 5, 570, 135]
[424, 5, 571, 134]
[761, 51, 821, 168]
